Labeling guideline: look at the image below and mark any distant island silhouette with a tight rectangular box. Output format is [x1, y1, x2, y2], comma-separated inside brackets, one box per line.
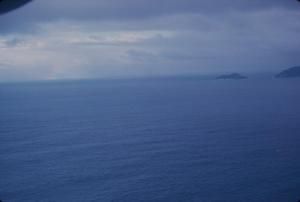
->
[216, 73, 247, 80]
[275, 66, 300, 78]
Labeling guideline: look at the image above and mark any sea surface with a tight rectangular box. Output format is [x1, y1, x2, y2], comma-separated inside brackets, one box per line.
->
[0, 77, 300, 202]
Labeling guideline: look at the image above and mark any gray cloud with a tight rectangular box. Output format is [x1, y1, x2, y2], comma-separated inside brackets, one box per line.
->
[0, 0, 298, 32]
[0, 0, 299, 81]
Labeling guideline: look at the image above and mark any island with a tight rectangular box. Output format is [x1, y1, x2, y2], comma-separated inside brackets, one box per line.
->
[216, 73, 247, 80]
[275, 66, 300, 78]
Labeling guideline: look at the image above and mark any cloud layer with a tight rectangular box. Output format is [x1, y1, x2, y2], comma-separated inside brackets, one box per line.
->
[0, 0, 299, 81]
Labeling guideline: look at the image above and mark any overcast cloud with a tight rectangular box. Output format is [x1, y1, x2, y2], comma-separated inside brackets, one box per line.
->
[0, 0, 299, 81]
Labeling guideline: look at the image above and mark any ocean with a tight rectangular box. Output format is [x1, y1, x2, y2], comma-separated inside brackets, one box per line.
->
[0, 77, 300, 202]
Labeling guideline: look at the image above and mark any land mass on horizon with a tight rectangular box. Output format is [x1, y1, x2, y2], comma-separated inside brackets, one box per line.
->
[275, 66, 300, 78]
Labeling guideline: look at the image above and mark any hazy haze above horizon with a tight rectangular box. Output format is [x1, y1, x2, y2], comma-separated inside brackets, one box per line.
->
[0, 0, 299, 81]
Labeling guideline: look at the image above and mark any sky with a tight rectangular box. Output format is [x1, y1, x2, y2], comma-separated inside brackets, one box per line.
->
[0, 0, 300, 81]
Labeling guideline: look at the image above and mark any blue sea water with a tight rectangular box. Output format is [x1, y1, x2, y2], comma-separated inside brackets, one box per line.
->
[0, 78, 300, 202]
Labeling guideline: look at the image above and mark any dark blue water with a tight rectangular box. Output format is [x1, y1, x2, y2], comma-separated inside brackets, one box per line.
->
[1, 78, 300, 202]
